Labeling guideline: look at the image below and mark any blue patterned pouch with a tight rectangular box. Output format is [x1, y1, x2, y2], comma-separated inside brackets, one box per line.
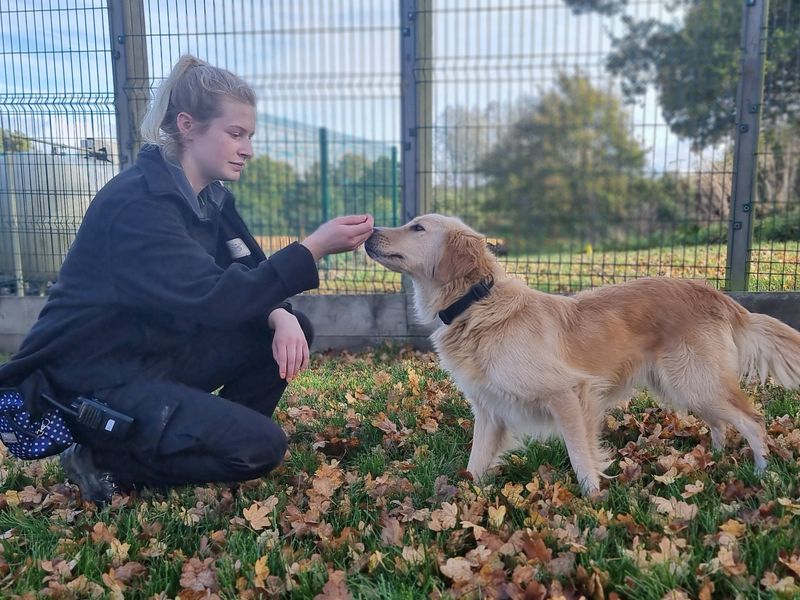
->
[0, 388, 74, 460]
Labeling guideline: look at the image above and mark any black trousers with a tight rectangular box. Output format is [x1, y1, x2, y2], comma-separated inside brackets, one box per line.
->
[70, 312, 313, 488]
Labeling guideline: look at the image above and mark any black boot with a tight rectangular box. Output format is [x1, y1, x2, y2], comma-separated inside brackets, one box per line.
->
[60, 444, 124, 505]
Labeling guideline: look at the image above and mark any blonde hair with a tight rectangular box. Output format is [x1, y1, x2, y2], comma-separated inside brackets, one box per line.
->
[140, 55, 256, 158]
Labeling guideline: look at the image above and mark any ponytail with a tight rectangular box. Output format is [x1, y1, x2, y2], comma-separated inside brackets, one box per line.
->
[140, 54, 256, 158]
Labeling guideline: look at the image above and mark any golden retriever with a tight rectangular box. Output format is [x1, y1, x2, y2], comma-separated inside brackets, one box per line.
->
[365, 214, 800, 494]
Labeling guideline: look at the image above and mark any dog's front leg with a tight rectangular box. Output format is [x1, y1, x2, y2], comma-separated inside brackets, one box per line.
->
[548, 392, 601, 495]
[467, 408, 505, 480]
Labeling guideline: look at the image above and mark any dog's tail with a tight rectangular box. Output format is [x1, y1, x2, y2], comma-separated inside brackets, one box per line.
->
[736, 312, 800, 387]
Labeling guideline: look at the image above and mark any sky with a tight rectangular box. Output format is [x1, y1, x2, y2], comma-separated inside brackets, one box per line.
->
[0, 0, 727, 175]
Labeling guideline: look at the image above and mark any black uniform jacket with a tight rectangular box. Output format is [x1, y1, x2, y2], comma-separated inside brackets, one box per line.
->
[0, 145, 319, 412]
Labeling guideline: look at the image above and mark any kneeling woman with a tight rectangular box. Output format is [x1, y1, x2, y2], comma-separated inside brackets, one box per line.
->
[0, 55, 374, 503]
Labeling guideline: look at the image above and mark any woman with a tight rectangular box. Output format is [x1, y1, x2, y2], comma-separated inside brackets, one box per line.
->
[0, 55, 374, 503]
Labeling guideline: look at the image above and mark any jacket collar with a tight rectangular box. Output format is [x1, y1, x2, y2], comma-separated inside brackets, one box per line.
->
[136, 144, 231, 221]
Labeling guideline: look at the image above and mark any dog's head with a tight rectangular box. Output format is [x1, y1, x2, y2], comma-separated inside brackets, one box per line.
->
[365, 214, 495, 285]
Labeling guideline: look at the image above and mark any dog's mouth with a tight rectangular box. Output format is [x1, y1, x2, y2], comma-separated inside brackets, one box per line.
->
[364, 240, 403, 262]
[367, 249, 404, 261]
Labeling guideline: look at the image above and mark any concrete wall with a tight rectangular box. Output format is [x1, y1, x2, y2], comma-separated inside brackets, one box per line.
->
[1, 291, 798, 355]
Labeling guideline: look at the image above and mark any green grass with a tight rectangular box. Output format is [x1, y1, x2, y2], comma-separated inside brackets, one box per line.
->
[316, 242, 800, 293]
[1, 346, 800, 598]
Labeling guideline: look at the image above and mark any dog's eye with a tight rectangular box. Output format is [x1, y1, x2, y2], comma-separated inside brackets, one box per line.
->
[411, 224, 425, 232]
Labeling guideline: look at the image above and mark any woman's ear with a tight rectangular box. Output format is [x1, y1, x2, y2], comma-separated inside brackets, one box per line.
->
[176, 111, 195, 139]
[435, 230, 489, 283]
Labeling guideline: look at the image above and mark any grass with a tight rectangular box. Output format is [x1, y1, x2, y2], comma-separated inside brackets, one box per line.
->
[315, 242, 800, 294]
[1, 346, 800, 598]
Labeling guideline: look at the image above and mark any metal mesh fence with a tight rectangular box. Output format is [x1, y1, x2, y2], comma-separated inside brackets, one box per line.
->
[748, 0, 800, 291]
[0, 1, 797, 296]
[0, 1, 117, 295]
[423, 0, 762, 292]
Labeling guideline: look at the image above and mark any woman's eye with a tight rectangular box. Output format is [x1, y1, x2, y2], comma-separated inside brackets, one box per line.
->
[411, 224, 425, 232]
[230, 131, 241, 139]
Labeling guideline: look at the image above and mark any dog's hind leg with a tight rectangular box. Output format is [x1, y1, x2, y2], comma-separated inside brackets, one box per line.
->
[467, 408, 507, 480]
[548, 390, 602, 494]
[698, 381, 768, 472]
[657, 349, 768, 472]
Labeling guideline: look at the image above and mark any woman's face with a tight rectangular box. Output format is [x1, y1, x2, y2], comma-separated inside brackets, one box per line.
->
[178, 98, 256, 190]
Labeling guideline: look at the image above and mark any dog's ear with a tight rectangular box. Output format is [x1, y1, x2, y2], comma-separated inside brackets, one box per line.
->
[435, 230, 490, 282]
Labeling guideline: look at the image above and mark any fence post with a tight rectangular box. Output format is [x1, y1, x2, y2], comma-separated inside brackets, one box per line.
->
[319, 127, 330, 272]
[319, 128, 329, 224]
[400, 0, 434, 316]
[400, 0, 433, 223]
[1, 150, 24, 296]
[726, 0, 769, 291]
[107, 0, 149, 170]
[391, 145, 398, 226]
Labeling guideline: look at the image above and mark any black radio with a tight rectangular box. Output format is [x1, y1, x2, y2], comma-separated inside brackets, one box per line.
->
[70, 396, 134, 438]
[42, 393, 134, 439]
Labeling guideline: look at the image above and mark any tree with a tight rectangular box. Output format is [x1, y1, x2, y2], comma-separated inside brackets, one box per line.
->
[565, 0, 800, 215]
[478, 73, 647, 249]
[563, 0, 800, 148]
[226, 155, 298, 236]
[0, 129, 32, 153]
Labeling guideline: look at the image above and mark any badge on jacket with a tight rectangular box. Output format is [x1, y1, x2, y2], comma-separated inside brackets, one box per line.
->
[225, 238, 251, 259]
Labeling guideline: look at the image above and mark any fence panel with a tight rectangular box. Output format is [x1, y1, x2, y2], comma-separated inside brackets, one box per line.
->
[0, 1, 117, 295]
[425, 0, 758, 293]
[0, 1, 797, 297]
[747, 0, 800, 291]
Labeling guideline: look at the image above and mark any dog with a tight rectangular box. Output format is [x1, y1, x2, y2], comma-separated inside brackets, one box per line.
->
[365, 214, 800, 494]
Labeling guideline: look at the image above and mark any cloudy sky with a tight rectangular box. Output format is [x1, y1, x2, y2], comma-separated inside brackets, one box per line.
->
[0, 1, 723, 173]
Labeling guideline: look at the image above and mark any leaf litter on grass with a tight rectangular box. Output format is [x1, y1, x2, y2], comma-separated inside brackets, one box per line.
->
[0, 346, 799, 598]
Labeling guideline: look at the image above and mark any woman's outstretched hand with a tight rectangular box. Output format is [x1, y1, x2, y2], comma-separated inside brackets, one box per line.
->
[300, 214, 375, 260]
[268, 308, 309, 382]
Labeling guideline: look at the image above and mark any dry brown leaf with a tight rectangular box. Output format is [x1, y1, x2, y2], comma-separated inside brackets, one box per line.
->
[718, 519, 745, 538]
[522, 537, 552, 564]
[779, 552, 800, 579]
[761, 571, 800, 593]
[487, 505, 506, 529]
[90, 522, 118, 544]
[373, 371, 392, 386]
[179, 556, 219, 592]
[253, 555, 270, 588]
[439, 557, 473, 582]
[243, 502, 272, 531]
[112, 561, 146, 583]
[716, 546, 747, 577]
[380, 516, 404, 547]
[314, 569, 352, 600]
[428, 502, 458, 531]
[681, 480, 705, 499]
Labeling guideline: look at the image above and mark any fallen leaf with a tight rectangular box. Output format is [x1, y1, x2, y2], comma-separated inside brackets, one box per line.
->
[179, 557, 219, 592]
[243, 503, 272, 531]
[439, 557, 473, 582]
[314, 569, 351, 600]
[380, 516, 404, 547]
[428, 502, 458, 531]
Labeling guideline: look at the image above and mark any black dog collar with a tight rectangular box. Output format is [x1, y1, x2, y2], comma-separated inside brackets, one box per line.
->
[438, 278, 494, 325]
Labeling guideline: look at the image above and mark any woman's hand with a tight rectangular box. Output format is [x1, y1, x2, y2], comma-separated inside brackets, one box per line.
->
[268, 308, 309, 382]
[301, 214, 375, 260]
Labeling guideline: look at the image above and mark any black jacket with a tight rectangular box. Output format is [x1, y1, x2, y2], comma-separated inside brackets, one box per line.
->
[0, 145, 319, 405]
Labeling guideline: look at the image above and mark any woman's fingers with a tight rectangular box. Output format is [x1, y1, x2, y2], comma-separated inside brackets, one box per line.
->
[274, 342, 287, 380]
[301, 342, 310, 372]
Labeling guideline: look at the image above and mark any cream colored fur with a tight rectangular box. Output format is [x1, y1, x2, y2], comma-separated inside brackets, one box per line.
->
[365, 214, 800, 494]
